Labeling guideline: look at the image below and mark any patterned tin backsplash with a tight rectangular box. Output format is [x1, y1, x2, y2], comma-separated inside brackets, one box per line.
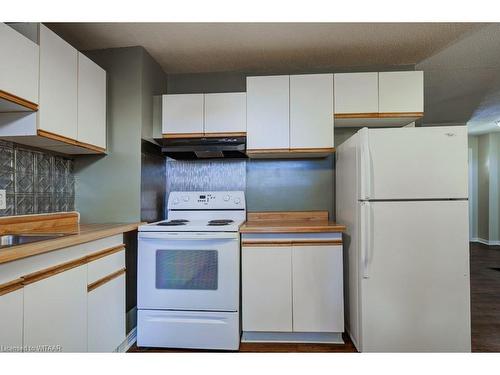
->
[165, 159, 246, 199]
[0, 140, 75, 216]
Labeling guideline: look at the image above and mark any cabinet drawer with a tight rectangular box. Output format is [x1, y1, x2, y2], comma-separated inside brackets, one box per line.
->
[87, 249, 125, 284]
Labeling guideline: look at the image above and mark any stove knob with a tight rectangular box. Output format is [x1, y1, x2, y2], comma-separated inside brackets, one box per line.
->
[234, 198, 241, 204]
[223, 195, 231, 201]
[182, 196, 189, 202]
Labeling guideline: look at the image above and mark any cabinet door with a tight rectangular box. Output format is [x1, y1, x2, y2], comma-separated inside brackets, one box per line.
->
[0, 288, 24, 351]
[292, 245, 344, 332]
[0, 23, 39, 104]
[290, 74, 334, 149]
[246, 75, 289, 150]
[242, 246, 292, 332]
[334, 72, 378, 114]
[39, 24, 78, 139]
[162, 94, 204, 135]
[24, 265, 87, 352]
[88, 274, 126, 352]
[204, 92, 246, 134]
[77, 52, 106, 149]
[378, 71, 424, 113]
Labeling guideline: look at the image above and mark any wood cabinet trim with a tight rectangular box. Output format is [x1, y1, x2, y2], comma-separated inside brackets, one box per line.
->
[22, 257, 88, 286]
[242, 241, 292, 247]
[0, 89, 38, 111]
[242, 240, 342, 247]
[291, 240, 343, 246]
[202, 132, 246, 138]
[246, 148, 335, 154]
[162, 133, 204, 139]
[0, 278, 24, 296]
[85, 244, 125, 264]
[378, 112, 423, 118]
[37, 129, 106, 154]
[334, 112, 423, 119]
[87, 268, 126, 292]
[21, 244, 125, 286]
[163, 132, 246, 139]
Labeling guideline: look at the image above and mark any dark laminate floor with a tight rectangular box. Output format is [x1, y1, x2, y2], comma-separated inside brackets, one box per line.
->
[128, 333, 357, 353]
[470, 242, 500, 352]
[129, 243, 500, 353]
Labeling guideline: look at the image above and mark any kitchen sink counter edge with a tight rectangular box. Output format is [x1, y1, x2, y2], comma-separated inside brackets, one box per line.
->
[0, 219, 141, 265]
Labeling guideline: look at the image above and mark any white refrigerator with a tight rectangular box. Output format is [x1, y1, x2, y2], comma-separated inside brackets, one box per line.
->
[336, 126, 471, 352]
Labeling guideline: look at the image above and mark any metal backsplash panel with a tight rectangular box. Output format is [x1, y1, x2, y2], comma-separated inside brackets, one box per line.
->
[141, 141, 166, 223]
[165, 156, 334, 219]
[246, 156, 335, 218]
[0, 140, 75, 216]
[165, 159, 246, 208]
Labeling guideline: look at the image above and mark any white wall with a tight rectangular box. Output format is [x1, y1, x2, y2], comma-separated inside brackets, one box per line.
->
[468, 136, 478, 241]
[469, 133, 500, 245]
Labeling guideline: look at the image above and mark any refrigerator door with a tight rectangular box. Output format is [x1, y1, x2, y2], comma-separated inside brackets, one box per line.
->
[359, 126, 468, 200]
[359, 200, 471, 352]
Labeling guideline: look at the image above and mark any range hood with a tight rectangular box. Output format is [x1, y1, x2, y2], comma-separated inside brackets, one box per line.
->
[156, 136, 247, 160]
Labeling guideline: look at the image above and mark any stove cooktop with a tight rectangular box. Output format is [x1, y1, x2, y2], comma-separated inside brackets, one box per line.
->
[139, 218, 242, 232]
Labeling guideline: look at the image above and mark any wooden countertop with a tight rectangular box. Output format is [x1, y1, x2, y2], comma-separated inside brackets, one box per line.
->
[239, 211, 346, 234]
[0, 221, 141, 265]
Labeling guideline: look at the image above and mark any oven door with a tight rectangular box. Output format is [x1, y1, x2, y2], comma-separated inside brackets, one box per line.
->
[138, 231, 240, 312]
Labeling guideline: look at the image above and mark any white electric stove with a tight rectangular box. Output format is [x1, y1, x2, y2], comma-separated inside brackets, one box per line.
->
[137, 191, 245, 350]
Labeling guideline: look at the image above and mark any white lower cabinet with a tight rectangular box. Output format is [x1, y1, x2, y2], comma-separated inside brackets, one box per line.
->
[0, 288, 24, 351]
[0, 235, 126, 352]
[292, 245, 344, 332]
[88, 274, 126, 352]
[23, 265, 88, 352]
[242, 246, 292, 332]
[242, 237, 344, 341]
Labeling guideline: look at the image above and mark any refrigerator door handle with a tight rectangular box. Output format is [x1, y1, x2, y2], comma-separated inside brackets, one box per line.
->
[360, 128, 372, 200]
[362, 201, 372, 278]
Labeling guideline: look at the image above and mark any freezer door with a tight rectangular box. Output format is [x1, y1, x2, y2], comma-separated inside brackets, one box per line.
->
[359, 200, 471, 352]
[359, 126, 468, 200]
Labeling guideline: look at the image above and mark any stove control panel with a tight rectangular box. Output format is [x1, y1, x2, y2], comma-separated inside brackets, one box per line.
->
[168, 191, 245, 210]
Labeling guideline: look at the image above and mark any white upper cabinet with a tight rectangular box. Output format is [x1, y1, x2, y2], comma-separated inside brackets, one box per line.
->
[378, 71, 424, 113]
[290, 74, 334, 149]
[204, 92, 246, 134]
[39, 24, 78, 139]
[0, 23, 39, 105]
[246, 75, 290, 150]
[334, 72, 378, 114]
[77, 52, 106, 149]
[162, 94, 204, 135]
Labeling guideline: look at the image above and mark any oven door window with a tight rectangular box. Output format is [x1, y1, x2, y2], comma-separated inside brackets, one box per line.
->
[155, 250, 218, 290]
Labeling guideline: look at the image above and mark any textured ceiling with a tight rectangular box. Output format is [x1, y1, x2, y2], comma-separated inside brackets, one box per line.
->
[46, 22, 500, 134]
[417, 23, 500, 134]
[46, 22, 484, 74]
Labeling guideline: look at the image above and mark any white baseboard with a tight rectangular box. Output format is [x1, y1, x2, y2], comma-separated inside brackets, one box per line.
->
[116, 327, 137, 353]
[241, 331, 344, 344]
[471, 238, 500, 246]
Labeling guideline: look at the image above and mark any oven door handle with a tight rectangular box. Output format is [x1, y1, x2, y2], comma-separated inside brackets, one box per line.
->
[138, 232, 239, 240]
